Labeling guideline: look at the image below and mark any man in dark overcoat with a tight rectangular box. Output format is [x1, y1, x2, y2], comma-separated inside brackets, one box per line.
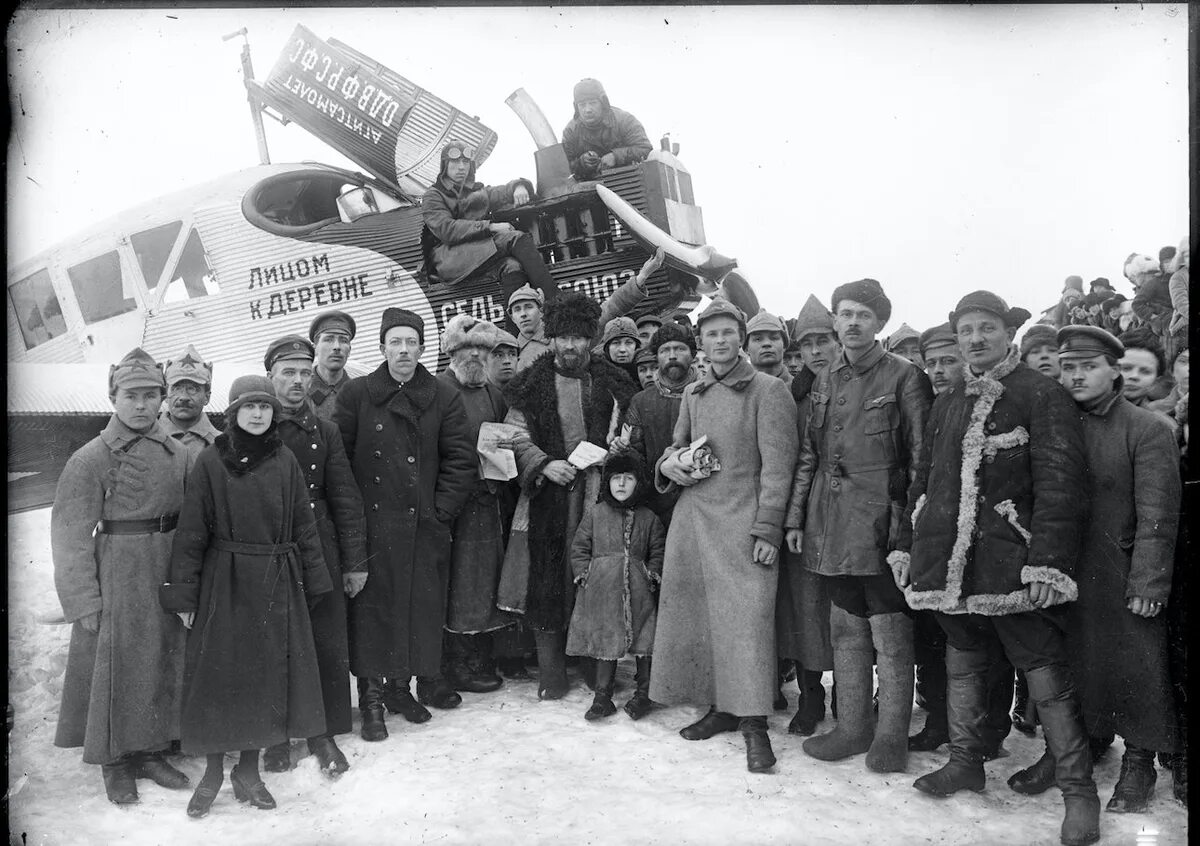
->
[335, 308, 476, 741]
[894, 291, 1100, 846]
[262, 334, 368, 774]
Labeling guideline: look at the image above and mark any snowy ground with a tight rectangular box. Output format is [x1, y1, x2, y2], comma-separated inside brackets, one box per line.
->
[7, 509, 1188, 846]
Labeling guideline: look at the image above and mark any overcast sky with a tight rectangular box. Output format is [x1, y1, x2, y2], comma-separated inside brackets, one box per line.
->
[6, 4, 1189, 334]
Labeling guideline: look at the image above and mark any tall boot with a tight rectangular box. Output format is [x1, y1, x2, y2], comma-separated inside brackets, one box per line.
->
[1007, 743, 1057, 795]
[468, 632, 504, 692]
[1024, 664, 1100, 846]
[381, 676, 431, 723]
[357, 677, 389, 741]
[1105, 743, 1158, 813]
[774, 658, 792, 711]
[981, 657, 1016, 759]
[910, 627, 950, 750]
[446, 633, 503, 693]
[584, 659, 618, 720]
[789, 668, 826, 736]
[624, 656, 654, 720]
[534, 630, 569, 700]
[866, 612, 914, 773]
[508, 233, 559, 306]
[740, 716, 776, 773]
[1012, 669, 1037, 735]
[912, 643, 989, 796]
[803, 606, 874, 762]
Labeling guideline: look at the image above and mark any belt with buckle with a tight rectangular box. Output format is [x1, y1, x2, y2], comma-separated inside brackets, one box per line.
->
[97, 513, 180, 535]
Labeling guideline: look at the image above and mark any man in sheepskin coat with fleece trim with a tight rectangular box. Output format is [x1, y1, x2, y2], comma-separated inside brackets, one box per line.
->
[890, 290, 1100, 846]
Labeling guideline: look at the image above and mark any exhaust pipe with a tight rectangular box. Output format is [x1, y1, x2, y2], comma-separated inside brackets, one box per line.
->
[506, 88, 574, 198]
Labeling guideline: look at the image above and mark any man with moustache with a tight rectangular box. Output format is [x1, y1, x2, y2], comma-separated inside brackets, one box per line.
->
[908, 322, 1017, 758]
[158, 345, 219, 460]
[651, 299, 798, 773]
[787, 278, 932, 776]
[745, 310, 792, 385]
[308, 311, 357, 424]
[334, 308, 476, 741]
[499, 293, 639, 700]
[615, 321, 698, 529]
[260, 335, 367, 774]
[778, 295, 839, 737]
[436, 315, 514, 694]
[895, 291, 1099, 846]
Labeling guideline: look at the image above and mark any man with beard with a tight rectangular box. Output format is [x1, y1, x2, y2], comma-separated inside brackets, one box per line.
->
[895, 291, 1099, 846]
[787, 279, 932, 776]
[651, 299, 798, 773]
[886, 323, 924, 368]
[436, 315, 514, 695]
[335, 308, 476, 741]
[909, 322, 1017, 758]
[308, 311, 357, 424]
[745, 310, 791, 385]
[158, 346, 219, 459]
[562, 78, 653, 181]
[1021, 324, 1062, 381]
[615, 321, 697, 529]
[489, 328, 521, 388]
[261, 335, 367, 774]
[778, 295, 838, 737]
[633, 347, 658, 390]
[498, 293, 639, 700]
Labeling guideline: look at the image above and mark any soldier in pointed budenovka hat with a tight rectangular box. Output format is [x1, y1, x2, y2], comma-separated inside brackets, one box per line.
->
[53, 347, 192, 804]
[885, 323, 923, 367]
[160, 345, 220, 460]
[256, 333, 368, 780]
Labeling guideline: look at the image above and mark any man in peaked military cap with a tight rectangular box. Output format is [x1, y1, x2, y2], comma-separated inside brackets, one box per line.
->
[308, 310, 358, 424]
[260, 334, 368, 777]
[52, 348, 192, 804]
[159, 345, 219, 460]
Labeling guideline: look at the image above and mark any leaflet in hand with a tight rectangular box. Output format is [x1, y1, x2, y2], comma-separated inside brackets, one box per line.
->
[567, 441, 609, 470]
[477, 422, 520, 481]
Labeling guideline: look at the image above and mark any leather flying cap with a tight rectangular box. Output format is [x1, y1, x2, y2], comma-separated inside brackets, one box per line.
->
[919, 323, 956, 356]
[1057, 325, 1124, 360]
[308, 310, 357, 342]
[380, 307, 425, 345]
[264, 334, 315, 372]
[948, 290, 1031, 331]
[109, 347, 166, 396]
[164, 344, 213, 387]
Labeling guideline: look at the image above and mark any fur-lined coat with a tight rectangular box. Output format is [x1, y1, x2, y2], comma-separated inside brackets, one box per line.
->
[899, 349, 1088, 615]
[497, 353, 639, 630]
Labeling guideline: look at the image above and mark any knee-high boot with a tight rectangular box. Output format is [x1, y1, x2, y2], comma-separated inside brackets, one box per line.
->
[803, 605, 874, 762]
[534, 630, 569, 700]
[625, 656, 654, 720]
[867, 612, 914, 773]
[913, 643, 989, 795]
[1024, 664, 1100, 846]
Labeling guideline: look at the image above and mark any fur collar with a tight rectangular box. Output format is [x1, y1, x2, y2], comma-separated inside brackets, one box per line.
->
[504, 350, 638, 421]
[216, 424, 282, 474]
[365, 360, 437, 421]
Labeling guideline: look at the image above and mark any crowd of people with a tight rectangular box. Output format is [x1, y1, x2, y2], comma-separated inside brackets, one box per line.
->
[47, 91, 1188, 846]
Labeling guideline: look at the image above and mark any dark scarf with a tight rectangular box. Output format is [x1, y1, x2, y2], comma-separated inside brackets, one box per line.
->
[216, 422, 282, 474]
[504, 352, 638, 629]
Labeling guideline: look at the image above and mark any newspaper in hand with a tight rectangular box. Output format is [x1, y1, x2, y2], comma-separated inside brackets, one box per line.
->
[567, 441, 609, 470]
[477, 422, 521, 481]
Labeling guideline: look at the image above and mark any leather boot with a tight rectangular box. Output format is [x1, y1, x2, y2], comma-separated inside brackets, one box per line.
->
[741, 716, 776, 773]
[131, 750, 190, 789]
[416, 675, 462, 709]
[1012, 669, 1038, 735]
[445, 634, 504, 693]
[467, 633, 504, 692]
[1105, 743, 1158, 813]
[263, 741, 291, 773]
[307, 735, 349, 778]
[624, 656, 654, 720]
[866, 612, 914, 773]
[1088, 733, 1114, 765]
[679, 706, 739, 740]
[382, 676, 431, 723]
[534, 630, 570, 700]
[497, 655, 533, 681]
[1024, 664, 1100, 846]
[803, 606, 874, 762]
[788, 669, 826, 736]
[584, 659, 618, 721]
[774, 658, 792, 711]
[1008, 746, 1057, 795]
[909, 704, 950, 752]
[912, 643, 989, 796]
[230, 764, 276, 810]
[101, 758, 139, 805]
[357, 676, 390, 741]
[981, 657, 1016, 759]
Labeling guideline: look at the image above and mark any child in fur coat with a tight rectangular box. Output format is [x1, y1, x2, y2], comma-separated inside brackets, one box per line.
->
[566, 452, 666, 721]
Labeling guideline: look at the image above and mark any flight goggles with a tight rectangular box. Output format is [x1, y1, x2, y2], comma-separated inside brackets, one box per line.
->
[444, 145, 476, 161]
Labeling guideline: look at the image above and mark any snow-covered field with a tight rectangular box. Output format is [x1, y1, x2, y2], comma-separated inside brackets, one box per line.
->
[7, 509, 1188, 845]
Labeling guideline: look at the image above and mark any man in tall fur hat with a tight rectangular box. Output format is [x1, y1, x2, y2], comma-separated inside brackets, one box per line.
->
[498, 292, 640, 700]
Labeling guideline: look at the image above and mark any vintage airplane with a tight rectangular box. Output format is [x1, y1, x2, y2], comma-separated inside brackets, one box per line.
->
[7, 24, 756, 513]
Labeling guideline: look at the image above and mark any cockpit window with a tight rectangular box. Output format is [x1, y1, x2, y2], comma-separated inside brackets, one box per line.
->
[9, 268, 68, 350]
[131, 220, 183, 290]
[160, 228, 218, 303]
[67, 251, 138, 324]
[243, 169, 411, 236]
